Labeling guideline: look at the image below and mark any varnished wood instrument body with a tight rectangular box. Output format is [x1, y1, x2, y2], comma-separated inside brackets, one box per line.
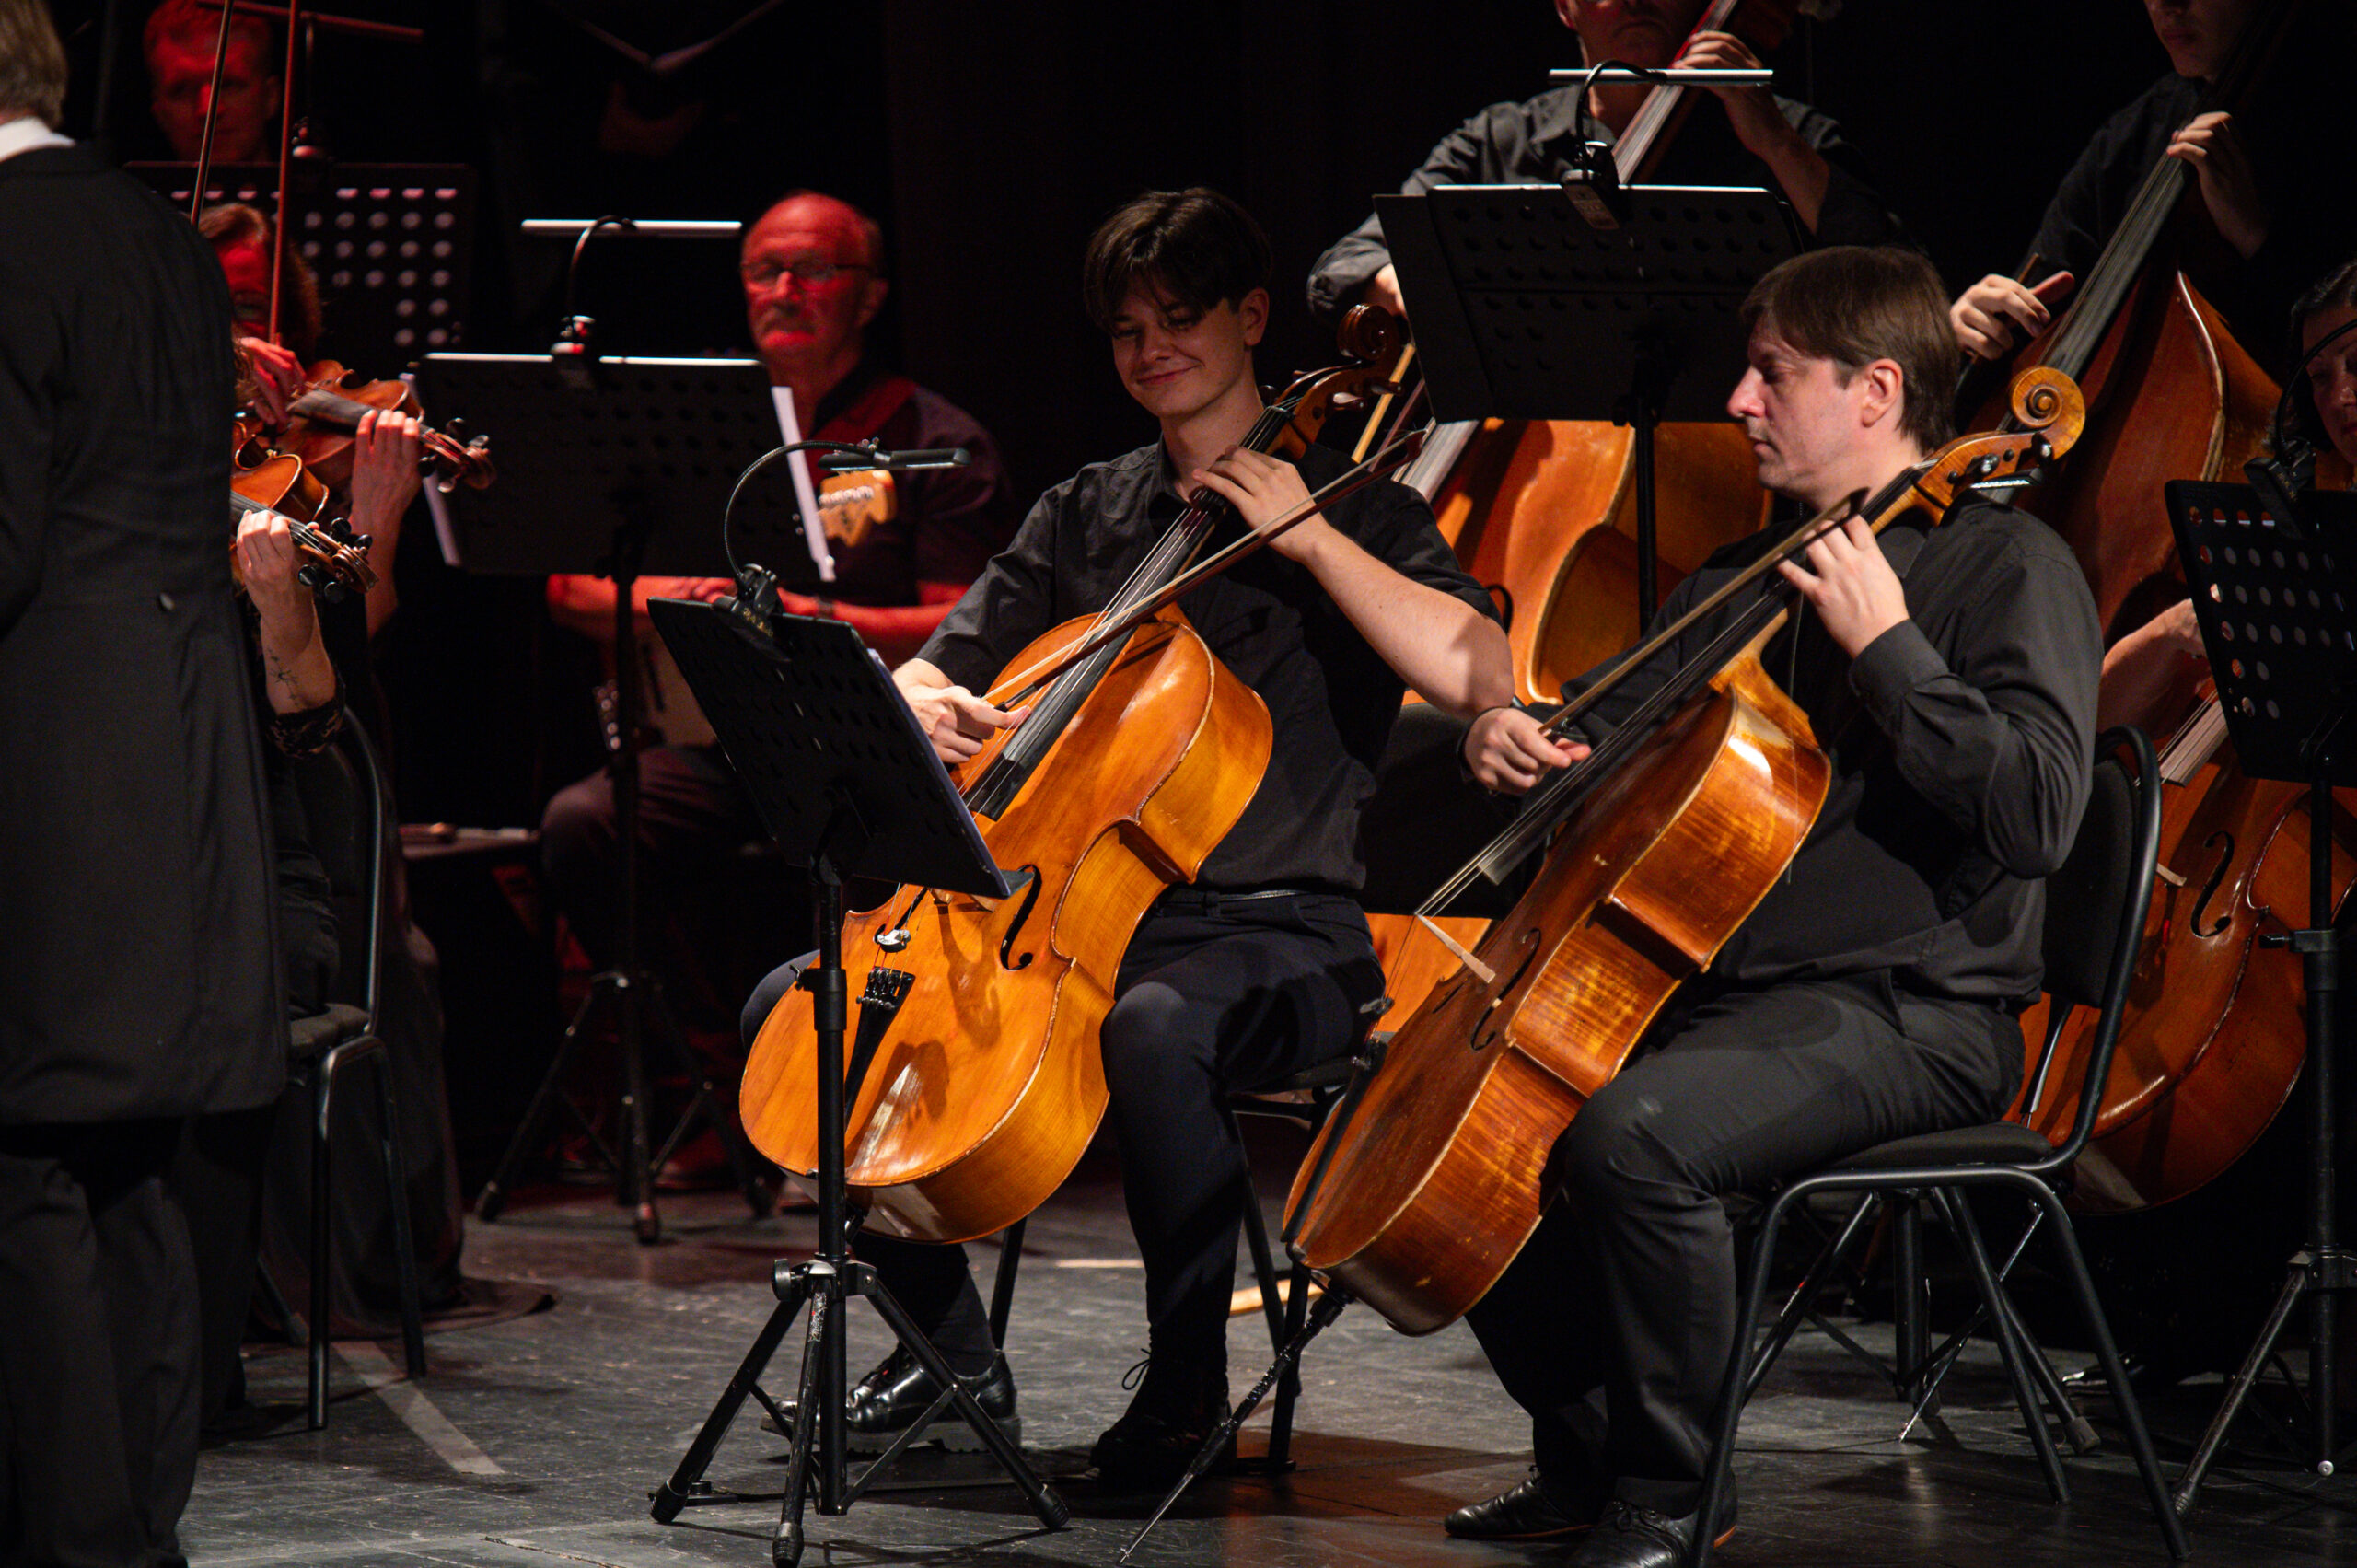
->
[1969, 271, 2276, 640]
[1294, 678, 1825, 1331]
[1435, 419, 1772, 702]
[2019, 700, 2357, 1212]
[1291, 374, 2086, 1333]
[741, 608, 1269, 1242]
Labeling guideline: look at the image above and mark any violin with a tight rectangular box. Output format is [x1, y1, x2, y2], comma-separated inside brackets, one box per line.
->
[229, 431, 377, 601]
[1286, 369, 2084, 1333]
[271, 360, 495, 494]
[737, 310, 1403, 1242]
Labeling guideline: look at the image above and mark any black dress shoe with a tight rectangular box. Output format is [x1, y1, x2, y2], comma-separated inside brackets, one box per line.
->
[1566, 1500, 1736, 1568]
[1089, 1353, 1233, 1488]
[762, 1347, 1019, 1453]
[1443, 1468, 1606, 1539]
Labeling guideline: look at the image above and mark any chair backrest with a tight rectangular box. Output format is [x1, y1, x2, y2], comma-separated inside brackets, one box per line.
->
[2025, 726, 2162, 1166]
[287, 719, 392, 1024]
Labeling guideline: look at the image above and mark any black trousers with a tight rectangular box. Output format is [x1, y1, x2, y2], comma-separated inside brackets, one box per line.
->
[541, 745, 763, 971]
[741, 888, 1384, 1380]
[1464, 972, 2020, 1517]
[0, 1120, 202, 1568]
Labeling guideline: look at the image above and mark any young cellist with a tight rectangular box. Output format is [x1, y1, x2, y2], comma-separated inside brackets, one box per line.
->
[743, 187, 1511, 1483]
[1452, 246, 2101, 1565]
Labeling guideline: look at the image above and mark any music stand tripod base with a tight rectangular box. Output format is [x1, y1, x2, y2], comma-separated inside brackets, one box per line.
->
[2163, 482, 2357, 1513]
[419, 354, 797, 1241]
[645, 600, 1065, 1562]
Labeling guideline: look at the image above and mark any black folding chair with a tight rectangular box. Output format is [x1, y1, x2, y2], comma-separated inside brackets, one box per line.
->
[1693, 726, 2188, 1565]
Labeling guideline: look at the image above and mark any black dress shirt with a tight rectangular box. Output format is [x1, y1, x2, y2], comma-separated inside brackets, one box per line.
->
[921, 440, 1494, 892]
[1543, 494, 2100, 1009]
[2024, 65, 2357, 374]
[1308, 83, 1909, 323]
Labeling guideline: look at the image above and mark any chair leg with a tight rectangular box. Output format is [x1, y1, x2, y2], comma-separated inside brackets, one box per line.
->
[2026, 1182, 2190, 1559]
[1746, 1191, 1883, 1402]
[1934, 1189, 2070, 1504]
[309, 1066, 332, 1432]
[1266, 1257, 1315, 1469]
[375, 1049, 427, 1379]
[1695, 1187, 1802, 1568]
[988, 1219, 1024, 1351]
[1238, 1177, 1286, 1352]
[1894, 1193, 1930, 1409]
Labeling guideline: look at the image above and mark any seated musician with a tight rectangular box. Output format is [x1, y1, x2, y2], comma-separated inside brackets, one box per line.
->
[540, 189, 1016, 988]
[1308, 0, 1910, 325]
[205, 202, 424, 640]
[1950, 0, 2354, 373]
[144, 0, 280, 164]
[742, 187, 1512, 1481]
[1451, 246, 2099, 1565]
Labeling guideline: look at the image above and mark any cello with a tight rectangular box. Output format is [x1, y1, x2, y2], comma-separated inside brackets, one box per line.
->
[1356, 0, 1806, 1024]
[1287, 369, 2084, 1333]
[737, 313, 1401, 1244]
[1395, 0, 1803, 702]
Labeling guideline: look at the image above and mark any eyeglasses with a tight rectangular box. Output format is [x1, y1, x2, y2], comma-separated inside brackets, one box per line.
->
[739, 259, 874, 291]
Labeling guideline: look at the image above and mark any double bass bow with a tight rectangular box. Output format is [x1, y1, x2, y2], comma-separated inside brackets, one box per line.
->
[737, 310, 1404, 1244]
[1286, 368, 2084, 1334]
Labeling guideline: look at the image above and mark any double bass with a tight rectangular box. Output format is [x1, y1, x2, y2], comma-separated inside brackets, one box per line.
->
[2020, 691, 2357, 1213]
[1393, 0, 1804, 700]
[1287, 371, 2083, 1333]
[738, 314, 1400, 1243]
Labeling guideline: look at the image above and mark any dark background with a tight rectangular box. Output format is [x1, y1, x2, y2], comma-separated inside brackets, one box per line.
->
[50, 0, 2185, 824]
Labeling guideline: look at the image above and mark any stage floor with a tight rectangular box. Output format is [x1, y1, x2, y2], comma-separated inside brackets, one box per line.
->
[187, 1144, 2357, 1568]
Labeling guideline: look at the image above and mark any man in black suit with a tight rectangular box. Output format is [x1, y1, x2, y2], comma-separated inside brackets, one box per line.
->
[0, 3, 284, 1560]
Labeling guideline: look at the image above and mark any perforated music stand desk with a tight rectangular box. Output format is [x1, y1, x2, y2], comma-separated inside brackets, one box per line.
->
[1378, 182, 1797, 617]
[412, 354, 823, 582]
[647, 601, 1005, 898]
[2165, 480, 2357, 1512]
[644, 600, 1054, 1564]
[128, 162, 477, 364]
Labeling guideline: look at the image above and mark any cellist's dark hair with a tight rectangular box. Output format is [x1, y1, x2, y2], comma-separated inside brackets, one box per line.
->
[2283, 254, 2357, 451]
[1081, 188, 1271, 333]
[1739, 246, 1961, 451]
[0, 0, 69, 126]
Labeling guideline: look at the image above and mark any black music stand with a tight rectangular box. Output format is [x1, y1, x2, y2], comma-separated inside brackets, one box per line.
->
[415, 353, 800, 1242]
[127, 162, 478, 363]
[2162, 482, 2357, 1514]
[642, 600, 1067, 1566]
[1376, 182, 1797, 620]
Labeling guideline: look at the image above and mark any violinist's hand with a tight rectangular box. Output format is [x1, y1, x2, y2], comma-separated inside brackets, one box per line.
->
[896, 662, 1026, 765]
[1776, 512, 1908, 657]
[234, 505, 318, 645]
[1192, 447, 1329, 564]
[1359, 265, 1407, 322]
[1950, 271, 2075, 363]
[1464, 704, 1586, 796]
[347, 408, 424, 533]
[239, 336, 306, 425]
[2169, 111, 2268, 259]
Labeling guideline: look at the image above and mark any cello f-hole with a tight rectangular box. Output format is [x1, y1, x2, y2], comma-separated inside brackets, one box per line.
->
[998, 866, 1043, 971]
[1470, 929, 1542, 1053]
[2189, 830, 2236, 939]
